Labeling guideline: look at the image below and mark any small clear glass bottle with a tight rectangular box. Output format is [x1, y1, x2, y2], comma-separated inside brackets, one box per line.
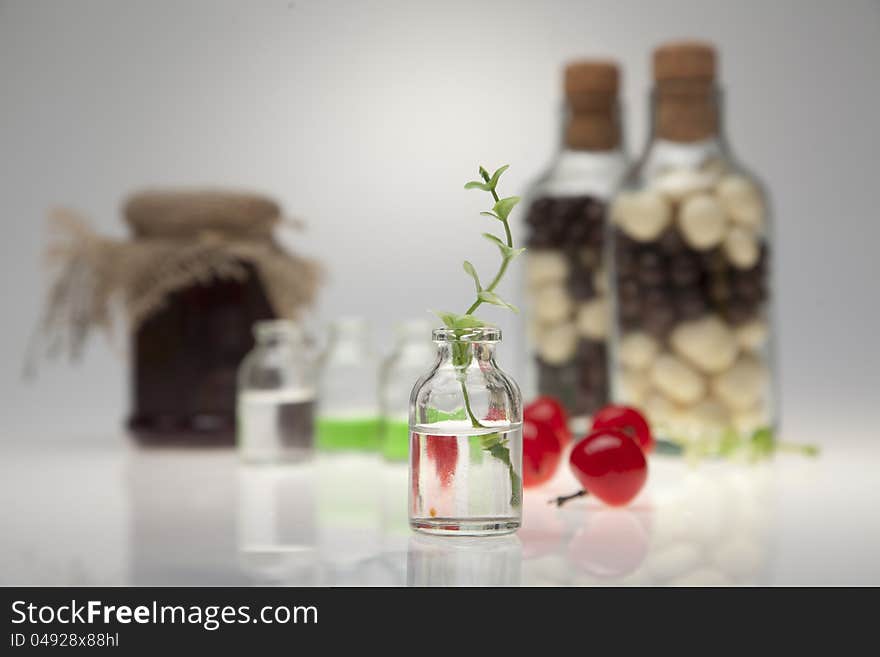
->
[237, 320, 316, 463]
[316, 317, 381, 451]
[607, 42, 776, 450]
[379, 319, 434, 462]
[522, 60, 628, 432]
[409, 327, 522, 536]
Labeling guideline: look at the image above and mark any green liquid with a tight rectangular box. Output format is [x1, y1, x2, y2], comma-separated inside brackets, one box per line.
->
[316, 416, 381, 451]
[381, 419, 410, 462]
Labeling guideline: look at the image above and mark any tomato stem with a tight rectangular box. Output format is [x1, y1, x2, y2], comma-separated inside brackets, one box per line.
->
[549, 489, 588, 507]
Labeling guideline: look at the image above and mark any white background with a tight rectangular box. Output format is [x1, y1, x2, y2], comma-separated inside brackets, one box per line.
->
[1, 0, 879, 446]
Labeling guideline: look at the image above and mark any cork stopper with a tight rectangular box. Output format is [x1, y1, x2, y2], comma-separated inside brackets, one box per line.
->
[653, 41, 717, 81]
[652, 41, 719, 142]
[563, 60, 621, 151]
[565, 60, 619, 97]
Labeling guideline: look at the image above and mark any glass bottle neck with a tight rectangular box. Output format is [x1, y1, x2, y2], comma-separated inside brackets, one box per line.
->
[638, 83, 730, 176]
[539, 147, 628, 199]
[254, 320, 303, 350]
[436, 341, 498, 368]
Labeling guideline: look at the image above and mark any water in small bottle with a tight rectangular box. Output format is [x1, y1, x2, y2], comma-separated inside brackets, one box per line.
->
[238, 388, 315, 463]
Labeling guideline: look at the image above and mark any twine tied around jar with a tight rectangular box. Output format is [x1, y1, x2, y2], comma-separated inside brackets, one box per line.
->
[28, 189, 323, 368]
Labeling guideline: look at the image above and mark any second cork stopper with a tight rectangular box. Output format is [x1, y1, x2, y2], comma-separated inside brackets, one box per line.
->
[653, 40, 717, 82]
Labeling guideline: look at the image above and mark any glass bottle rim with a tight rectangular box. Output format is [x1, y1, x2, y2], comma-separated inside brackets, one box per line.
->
[432, 326, 501, 343]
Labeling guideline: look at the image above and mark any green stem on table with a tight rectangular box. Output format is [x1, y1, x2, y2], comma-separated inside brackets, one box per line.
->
[776, 442, 821, 457]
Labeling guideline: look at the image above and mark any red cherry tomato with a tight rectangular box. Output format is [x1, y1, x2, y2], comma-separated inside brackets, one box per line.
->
[426, 435, 458, 487]
[524, 396, 572, 446]
[569, 429, 647, 506]
[522, 418, 563, 488]
[591, 405, 654, 453]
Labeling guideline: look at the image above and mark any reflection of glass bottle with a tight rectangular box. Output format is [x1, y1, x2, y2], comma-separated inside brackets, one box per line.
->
[379, 319, 434, 462]
[237, 320, 316, 463]
[406, 534, 522, 586]
[606, 42, 776, 450]
[235, 464, 320, 584]
[316, 318, 381, 451]
[409, 327, 522, 536]
[521, 61, 628, 432]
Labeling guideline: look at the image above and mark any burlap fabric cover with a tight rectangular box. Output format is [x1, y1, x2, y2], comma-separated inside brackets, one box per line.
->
[35, 189, 322, 360]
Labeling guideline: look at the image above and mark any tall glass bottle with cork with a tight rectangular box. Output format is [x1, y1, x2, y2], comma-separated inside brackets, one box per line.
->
[607, 42, 776, 454]
[522, 60, 628, 433]
[316, 317, 381, 451]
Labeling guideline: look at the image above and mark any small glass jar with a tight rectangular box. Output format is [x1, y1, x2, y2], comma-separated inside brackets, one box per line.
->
[237, 320, 316, 463]
[607, 42, 776, 451]
[379, 319, 434, 462]
[409, 327, 522, 536]
[316, 317, 381, 451]
[522, 61, 628, 431]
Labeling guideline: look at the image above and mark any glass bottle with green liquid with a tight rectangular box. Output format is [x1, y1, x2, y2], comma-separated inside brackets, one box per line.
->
[379, 319, 434, 461]
[316, 317, 381, 451]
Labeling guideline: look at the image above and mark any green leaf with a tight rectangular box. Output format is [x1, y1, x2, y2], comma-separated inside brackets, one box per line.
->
[432, 310, 460, 328]
[464, 180, 493, 191]
[478, 290, 519, 313]
[454, 314, 487, 329]
[462, 261, 481, 292]
[488, 164, 509, 188]
[492, 196, 521, 221]
[479, 211, 501, 220]
[483, 232, 505, 248]
[502, 245, 526, 260]
[466, 165, 510, 192]
[431, 310, 487, 330]
[750, 427, 776, 459]
[718, 428, 741, 457]
[482, 233, 525, 260]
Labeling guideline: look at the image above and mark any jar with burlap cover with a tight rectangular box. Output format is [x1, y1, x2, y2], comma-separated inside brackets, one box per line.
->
[34, 189, 322, 443]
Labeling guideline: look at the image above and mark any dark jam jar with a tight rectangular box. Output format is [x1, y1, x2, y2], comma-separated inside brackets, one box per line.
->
[123, 191, 318, 445]
[522, 61, 628, 430]
[607, 42, 776, 451]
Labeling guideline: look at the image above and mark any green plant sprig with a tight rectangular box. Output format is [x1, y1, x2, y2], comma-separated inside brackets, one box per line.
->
[434, 164, 524, 333]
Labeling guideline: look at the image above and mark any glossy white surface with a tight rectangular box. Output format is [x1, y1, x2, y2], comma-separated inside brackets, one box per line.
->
[1, 440, 878, 586]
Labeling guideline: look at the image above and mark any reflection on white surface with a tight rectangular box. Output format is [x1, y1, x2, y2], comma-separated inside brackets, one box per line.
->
[1, 440, 878, 585]
[521, 459, 773, 586]
[127, 448, 251, 585]
[236, 463, 319, 585]
[407, 534, 522, 586]
[0, 445, 128, 585]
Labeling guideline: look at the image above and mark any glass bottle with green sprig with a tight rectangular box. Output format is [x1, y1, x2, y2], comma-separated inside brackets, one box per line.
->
[409, 165, 524, 536]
